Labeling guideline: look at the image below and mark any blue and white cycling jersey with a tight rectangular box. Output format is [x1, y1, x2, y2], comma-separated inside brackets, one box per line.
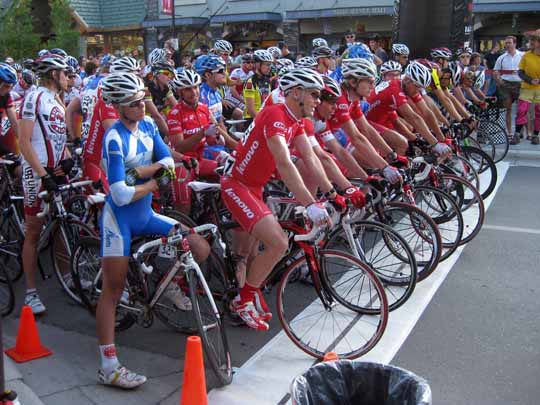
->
[100, 116, 176, 257]
[200, 82, 223, 122]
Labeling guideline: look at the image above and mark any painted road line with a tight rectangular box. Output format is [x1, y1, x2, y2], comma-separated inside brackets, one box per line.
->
[208, 162, 509, 405]
[482, 224, 540, 235]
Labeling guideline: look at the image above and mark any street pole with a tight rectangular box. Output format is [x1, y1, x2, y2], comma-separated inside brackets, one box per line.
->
[172, 0, 176, 39]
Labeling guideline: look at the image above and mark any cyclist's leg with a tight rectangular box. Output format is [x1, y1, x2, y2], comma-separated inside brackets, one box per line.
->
[381, 128, 410, 155]
[172, 164, 195, 215]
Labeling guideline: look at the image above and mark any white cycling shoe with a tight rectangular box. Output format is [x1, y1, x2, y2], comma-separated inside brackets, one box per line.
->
[98, 365, 147, 389]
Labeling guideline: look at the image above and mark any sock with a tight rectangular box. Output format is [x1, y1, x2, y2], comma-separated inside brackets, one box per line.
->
[239, 282, 258, 305]
[99, 344, 120, 374]
[515, 125, 523, 135]
[25, 288, 37, 296]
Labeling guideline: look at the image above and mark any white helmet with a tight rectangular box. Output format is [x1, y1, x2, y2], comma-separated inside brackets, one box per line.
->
[312, 46, 334, 60]
[276, 58, 294, 69]
[267, 46, 282, 60]
[101, 72, 145, 104]
[342, 58, 378, 80]
[295, 56, 318, 69]
[148, 48, 167, 66]
[392, 43, 410, 56]
[279, 68, 324, 93]
[322, 76, 342, 98]
[34, 53, 69, 75]
[278, 65, 295, 77]
[312, 38, 328, 48]
[253, 49, 274, 63]
[380, 60, 402, 75]
[214, 40, 233, 54]
[110, 57, 140, 73]
[473, 70, 485, 90]
[404, 61, 432, 88]
[170, 69, 201, 91]
[448, 61, 462, 86]
[430, 47, 452, 60]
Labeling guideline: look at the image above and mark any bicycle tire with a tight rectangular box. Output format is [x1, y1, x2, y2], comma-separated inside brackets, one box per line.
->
[324, 220, 417, 311]
[187, 266, 233, 386]
[0, 266, 15, 316]
[51, 217, 96, 304]
[476, 120, 509, 163]
[277, 251, 388, 359]
[442, 155, 480, 195]
[378, 202, 443, 282]
[0, 211, 23, 282]
[411, 186, 464, 261]
[461, 145, 498, 200]
[71, 236, 136, 332]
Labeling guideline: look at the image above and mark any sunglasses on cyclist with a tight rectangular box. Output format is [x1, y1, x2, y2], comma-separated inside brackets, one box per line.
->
[158, 70, 174, 79]
[320, 93, 338, 103]
[346, 35, 355, 39]
[212, 68, 225, 74]
[120, 97, 145, 108]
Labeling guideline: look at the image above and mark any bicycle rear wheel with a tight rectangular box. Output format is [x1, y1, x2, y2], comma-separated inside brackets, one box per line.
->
[277, 251, 388, 359]
[461, 145, 498, 200]
[187, 266, 232, 386]
[0, 211, 23, 282]
[0, 266, 14, 316]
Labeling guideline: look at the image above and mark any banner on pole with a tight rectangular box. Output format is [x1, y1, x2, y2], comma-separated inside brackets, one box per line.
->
[162, 0, 173, 15]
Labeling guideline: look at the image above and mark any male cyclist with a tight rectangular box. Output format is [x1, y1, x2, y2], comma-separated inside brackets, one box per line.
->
[0, 64, 19, 155]
[392, 43, 410, 67]
[313, 46, 335, 76]
[243, 50, 274, 122]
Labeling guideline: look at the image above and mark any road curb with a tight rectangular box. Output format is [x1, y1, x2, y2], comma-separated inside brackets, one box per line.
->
[3, 355, 44, 405]
[506, 148, 540, 161]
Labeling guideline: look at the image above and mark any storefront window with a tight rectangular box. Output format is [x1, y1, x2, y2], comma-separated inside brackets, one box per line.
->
[111, 32, 144, 59]
[86, 34, 105, 57]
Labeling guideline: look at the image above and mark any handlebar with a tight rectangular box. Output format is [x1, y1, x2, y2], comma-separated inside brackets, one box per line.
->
[294, 224, 327, 242]
[36, 180, 94, 218]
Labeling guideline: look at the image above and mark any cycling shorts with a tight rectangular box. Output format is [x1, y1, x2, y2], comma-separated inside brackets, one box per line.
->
[82, 160, 110, 194]
[220, 176, 272, 233]
[100, 202, 178, 257]
[172, 158, 218, 205]
[21, 163, 43, 216]
[369, 120, 390, 135]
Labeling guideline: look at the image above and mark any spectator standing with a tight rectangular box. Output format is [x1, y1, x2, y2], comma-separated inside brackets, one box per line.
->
[517, 29, 540, 144]
[369, 34, 388, 63]
[277, 41, 295, 62]
[484, 43, 501, 96]
[493, 36, 524, 144]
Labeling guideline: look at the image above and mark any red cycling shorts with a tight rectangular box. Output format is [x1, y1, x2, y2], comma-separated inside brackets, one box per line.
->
[82, 160, 110, 194]
[220, 176, 272, 233]
[172, 158, 218, 206]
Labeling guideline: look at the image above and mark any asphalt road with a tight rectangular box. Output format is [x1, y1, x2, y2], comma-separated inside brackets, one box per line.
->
[3, 164, 539, 404]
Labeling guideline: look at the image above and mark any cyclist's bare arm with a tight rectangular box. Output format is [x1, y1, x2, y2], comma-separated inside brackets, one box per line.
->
[414, 98, 446, 141]
[446, 88, 472, 117]
[397, 103, 438, 145]
[312, 144, 356, 190]
[325, 138, 367, 179]
[267, 135, 316, 206]
[393, 117, 417, 141]
[354, 115, 394, 156]
[464, 87, 482, 104]
[341, 120, 388, 169]
[66, 96, 82, 141]
[423, 94, 450, 126]
[170, 129, 205, 153]
[432, 87, 463, 121]
[292, 133, 334, 194]
[245, 96, 257, 119]
[452, 86, 468, 104]
[5, 106, 19, 140]
[144, 99, 169, 138]
[19, 119, 47, 177]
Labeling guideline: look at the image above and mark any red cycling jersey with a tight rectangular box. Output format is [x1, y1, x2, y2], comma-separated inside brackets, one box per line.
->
[328, 88, 363, 132]
[367, 79, 422, 129]
[230, 103, 304, 188]
[166, 101, 211, 159]
[83, 88, 118, 164]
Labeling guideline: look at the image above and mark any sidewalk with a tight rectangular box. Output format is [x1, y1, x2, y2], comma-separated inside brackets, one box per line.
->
[506, 138, 540, 164]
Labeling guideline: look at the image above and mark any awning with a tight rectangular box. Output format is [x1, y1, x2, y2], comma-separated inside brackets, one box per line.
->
[142, 17, 208, 28]
[473, 1, 540, 13]
[286, 6, 393, 19]
[210, 12, 282, 23]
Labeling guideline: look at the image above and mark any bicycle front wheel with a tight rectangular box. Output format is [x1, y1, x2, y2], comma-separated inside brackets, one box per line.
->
[187, 266, 232, 386]
[0, 266, 14, 316]
[277, 251, 388, 359]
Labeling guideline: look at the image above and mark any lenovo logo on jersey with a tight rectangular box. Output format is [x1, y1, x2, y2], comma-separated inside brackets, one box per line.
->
[224, 187, 255, 219]
[273, 121, 286, 130]
[236, 140, 259, 174]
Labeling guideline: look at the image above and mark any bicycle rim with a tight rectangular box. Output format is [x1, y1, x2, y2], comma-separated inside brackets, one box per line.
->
[461, 146, 498, 200]
[188, 268, 232, 386]
[277, 253, 388, 359]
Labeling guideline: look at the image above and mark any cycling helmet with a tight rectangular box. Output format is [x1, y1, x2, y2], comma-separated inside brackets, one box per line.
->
[194, 55, 224, 74]
[267, 46, 282, 60]
[295, 56, 318, 69]
[430, 47, 452, 60]
[456, 47, 472, 57]
[473, 70, 485, 89]
[322, 76, 341, 98]
[37, 49, 49, 58]
[416, 58, 440, 70]
[312, 46, 334, 60]
[151, 61, 175, 76]
[279, 68, 324, 93]
[50, 48, 68, 57]
[148, 48, 167, 65]
[0, 64, 17, 84]
[344, 43, 374, 61]
[342, 58, 378, 80]
[276, 58, 294, 69]
[214, 39, 233, 55]
[23, 58, 34, 70]
[21, 69, 35, 86]
[392, 43, 410, 56]
[4, 57, 14, 65]
[33, 53, 69, 75]
[242, 53, 254, 63]
[100, 72, 145, 105]
[253, 49, 274, 63]
[404, 61, 432, 88]
[448, 61, 462, 86]
[64, 56, 79, 72]
[278, 65, 295, 77]
[312, 38, 328, 48]
[11, 63, 22, 73]
[110, 56, 140, 73]
[170, 69, 201, 91]
[99, 54, 115, 68]
[380, 60, 402, 75]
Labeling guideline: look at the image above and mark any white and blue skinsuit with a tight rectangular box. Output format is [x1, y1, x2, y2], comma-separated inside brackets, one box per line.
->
[100, 116, 177, 257]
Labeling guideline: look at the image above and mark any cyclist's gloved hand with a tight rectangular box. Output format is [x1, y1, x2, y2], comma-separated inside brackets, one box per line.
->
[382, 165, 402, 184]
[306, 202, 331, 226]
[154, 166, 176, 188]
[181, 156, 198, 170]
[125, 168, 139, 186]
[205, 124, 218, 138]
[328, 193, 347, 213]
[432, 142, 452, 157]
[59, 158, 75, 176]
[343, 187, 366, 208]
[41, 173, 58, 193]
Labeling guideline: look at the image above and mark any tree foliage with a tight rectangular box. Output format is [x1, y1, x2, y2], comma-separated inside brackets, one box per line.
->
[46, 0, 80, 56]
[0, 0, 41, 60]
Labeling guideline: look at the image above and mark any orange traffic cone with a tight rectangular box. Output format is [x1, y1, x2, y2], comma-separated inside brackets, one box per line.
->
[5, 306, 52, 363]
[323, 352, 339, 362]
[180, 336, 207, 405]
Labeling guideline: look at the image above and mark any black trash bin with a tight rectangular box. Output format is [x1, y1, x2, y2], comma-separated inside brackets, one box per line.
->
[290, 360, 431, 405]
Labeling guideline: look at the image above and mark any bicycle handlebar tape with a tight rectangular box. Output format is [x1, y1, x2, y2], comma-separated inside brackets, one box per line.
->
[180, 336, 208, 405]
[6, 306, 52, 363]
